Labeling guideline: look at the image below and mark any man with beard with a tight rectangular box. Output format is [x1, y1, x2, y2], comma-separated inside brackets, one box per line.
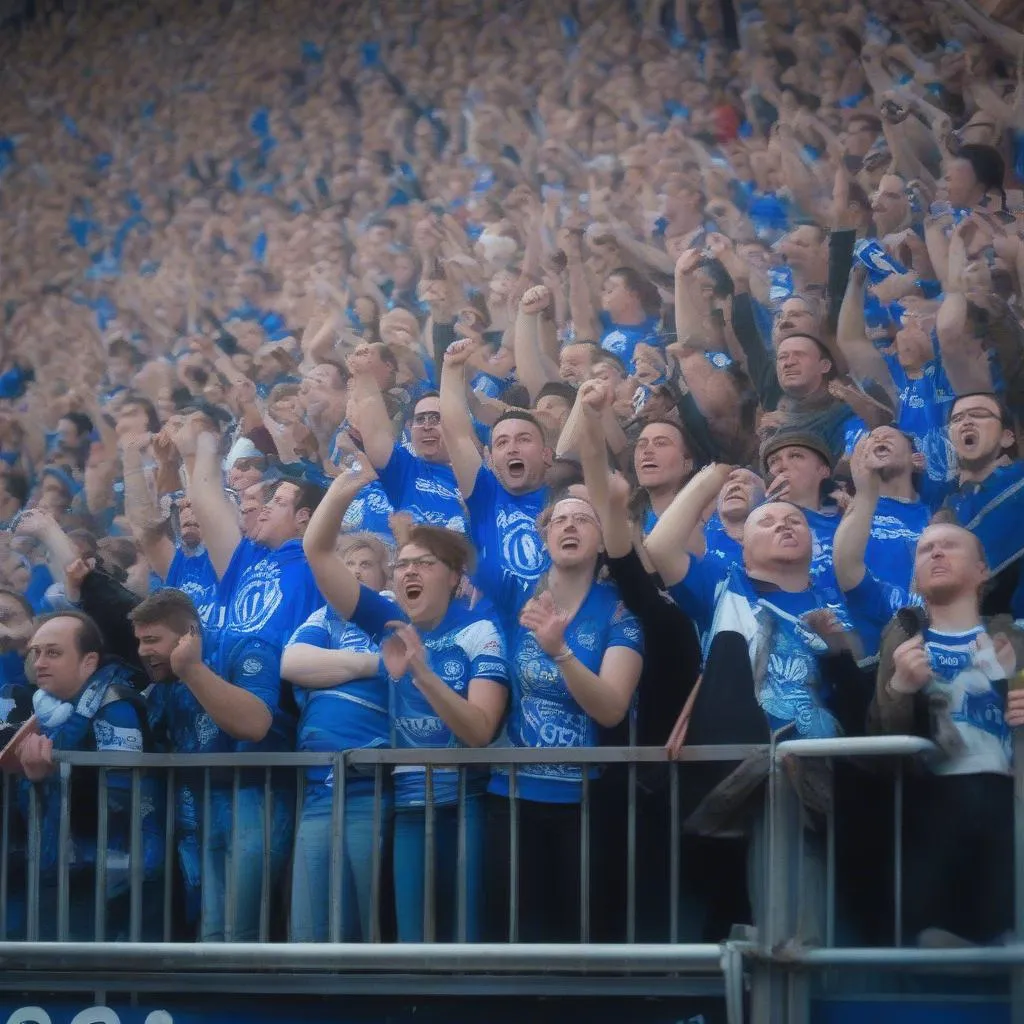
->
[943, 393, 1024, 618]
[131, 588, 293, 940]
[347, 349, 467, 532]
[440, 338, 551, 601]
[872, 522, 1024, 946]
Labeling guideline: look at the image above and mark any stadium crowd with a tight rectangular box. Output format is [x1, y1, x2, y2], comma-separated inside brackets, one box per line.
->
[1, 0, 1024, 949]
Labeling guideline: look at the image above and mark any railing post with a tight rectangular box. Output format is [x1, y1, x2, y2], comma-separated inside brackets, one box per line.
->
[1013, 728, 1024, 1023]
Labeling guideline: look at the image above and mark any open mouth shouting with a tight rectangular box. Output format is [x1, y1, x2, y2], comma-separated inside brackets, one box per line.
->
[402, 579, 424, 603]
[505, 457, 527, 482]
[958, 426, 980, 452]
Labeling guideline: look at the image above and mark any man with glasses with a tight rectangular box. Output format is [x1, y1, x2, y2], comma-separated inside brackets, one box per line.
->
[944, 392, 1024, 618]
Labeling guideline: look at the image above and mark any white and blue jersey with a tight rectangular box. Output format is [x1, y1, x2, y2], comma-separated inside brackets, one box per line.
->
[923, 625, 1011, 777]
[216, 538, 324, 652]
[466, 464, 549, 590]
[349, 586, 509, 808]
[598, 311, 660, 367]
[286, 605, 390, 791]
[376, 444, 467, 533]
[163, 545, 220, 628]
[669, 558, 847, 739]
[489, 578, 644, 803]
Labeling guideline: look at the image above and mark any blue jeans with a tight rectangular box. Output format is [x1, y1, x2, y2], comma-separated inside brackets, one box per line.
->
[393, 794, 483, 942]
[201, 786, 294, 941]
[290, 782, 393, 942]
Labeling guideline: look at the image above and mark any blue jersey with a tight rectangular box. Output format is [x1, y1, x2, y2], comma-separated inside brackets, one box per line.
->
[668, 558, 846, 739]
[377, 444, 467, 533]
[489, 577, 644, 803]
[704, 514, 742, 565]
[884, 342, 957, 493]
[598, 311, 659, 366]
[216, 538, 324, 651]
[466, 464, 549, 589]
[350, 586, 509, 808]
[287, 605, 389, 789]
[866, 496, 929, 595]
[147, 629, 293, 757]
[946, 462, 1024, 617]
[164, 545, 220, 628]
[843, 570, 920, 661]
[804, 507, 843, 603]
[342, 481, 395, 544]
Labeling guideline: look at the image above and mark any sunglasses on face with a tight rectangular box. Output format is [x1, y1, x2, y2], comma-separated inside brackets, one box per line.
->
[412, 411, 441, 427]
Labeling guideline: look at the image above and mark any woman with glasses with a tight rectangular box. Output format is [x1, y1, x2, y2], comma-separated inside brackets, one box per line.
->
[477, 485, 644, 942]
[303, 461, 509, 942]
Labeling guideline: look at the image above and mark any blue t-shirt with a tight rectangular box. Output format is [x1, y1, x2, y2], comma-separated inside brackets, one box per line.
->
[598, 311, 659, 367]
[843, 570, 919, 661]
[377, 444, 467, 533]
[884, 342, 957, 494]
[216, 537, 324, 651]
[489, 577, 644, 803]
[466, 465, 549, 590]
[148, 629, 293, 758]
[286, 605, 389, 790]
[865, 496, 929, 595]
[342, 481, 395, 544]
[704, 514, 742, 565]
[946, 462, 1024, 617]
[668, 557, 844, 738]
[163, 545, 220, 628]
[350, 585, 509, 807]
[804, 507, 842, 603]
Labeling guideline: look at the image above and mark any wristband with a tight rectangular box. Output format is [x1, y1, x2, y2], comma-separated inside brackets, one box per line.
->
[553, 646, 574, 663]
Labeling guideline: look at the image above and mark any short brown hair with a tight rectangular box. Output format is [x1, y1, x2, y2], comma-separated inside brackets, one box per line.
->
[130, 589, 201, 636]
[400, 525, 476, 576]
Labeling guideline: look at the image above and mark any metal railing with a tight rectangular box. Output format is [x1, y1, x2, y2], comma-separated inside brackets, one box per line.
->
[0, 737, 1020, 1023]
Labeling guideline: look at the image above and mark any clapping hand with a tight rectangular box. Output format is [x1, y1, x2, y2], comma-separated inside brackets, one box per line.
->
[381, 622, 428, 680]
[519, 590, 571, 658]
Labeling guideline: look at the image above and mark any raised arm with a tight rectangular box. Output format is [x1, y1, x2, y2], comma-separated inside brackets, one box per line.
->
[836, 267, 897, 404]
[577, 381, 633, 559]
[121, 432, 176, 579]
[438, 337, 484, 498]
[302, 462, 377, 620]
[181, 429, 242, 580]
[345, 354, 399, 470]
[565, 230, 600, 342]
[645, 463, 733, 587]
[833, 439, 882, 593]
[512, 287, 561, 402]
[936, 290, 994, 395]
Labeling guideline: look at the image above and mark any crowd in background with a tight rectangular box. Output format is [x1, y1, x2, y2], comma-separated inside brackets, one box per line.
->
[2, 0, 1024, 950]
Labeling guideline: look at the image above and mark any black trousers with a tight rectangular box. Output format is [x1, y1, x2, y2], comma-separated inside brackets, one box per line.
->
[903, 772, 1013, 944]
[484, 795, 589, 943]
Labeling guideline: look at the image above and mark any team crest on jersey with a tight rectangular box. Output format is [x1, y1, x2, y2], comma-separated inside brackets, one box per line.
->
[242, 657, 263, 675]
[231, 559, 283, 633]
